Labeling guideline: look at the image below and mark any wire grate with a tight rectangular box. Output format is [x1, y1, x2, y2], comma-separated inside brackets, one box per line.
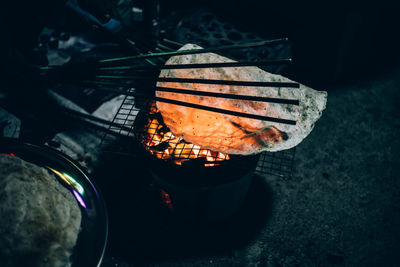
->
[131, 101, 231, 166]
[255, 147, 296, 178]
[98, 37, 296, 177]
[101, 95, 296, 177]
[101, 88, 139, 154]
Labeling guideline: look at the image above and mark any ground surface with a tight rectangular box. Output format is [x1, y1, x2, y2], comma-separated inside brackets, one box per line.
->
[215, 68, 400, 266]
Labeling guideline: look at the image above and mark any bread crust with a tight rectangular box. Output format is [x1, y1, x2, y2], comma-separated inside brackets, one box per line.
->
[156, 44, 327, 154]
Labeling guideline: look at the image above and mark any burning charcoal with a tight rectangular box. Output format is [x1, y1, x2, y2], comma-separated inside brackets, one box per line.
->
[138, 102, 230, 167]
[147, 111, 163, 121]
[180, 157, 209, 167]
[150, 141, 170, 151]
[158, 125, 170, 135]
[178, 139, 191, 144]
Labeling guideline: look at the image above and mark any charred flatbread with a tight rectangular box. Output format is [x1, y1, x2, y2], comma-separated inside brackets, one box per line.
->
[156, 44, 327, 154]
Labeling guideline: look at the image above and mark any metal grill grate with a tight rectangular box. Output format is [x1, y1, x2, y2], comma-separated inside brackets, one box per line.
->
[101, 92, 296, 178]
[136, 101, 230, 167]
[100, 88, 138, 154]
[255, 147, 296, 178]
[98, 37, 297, 178]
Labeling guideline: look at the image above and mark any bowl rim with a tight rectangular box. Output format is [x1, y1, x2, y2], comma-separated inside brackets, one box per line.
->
[0, 137, 109, 267]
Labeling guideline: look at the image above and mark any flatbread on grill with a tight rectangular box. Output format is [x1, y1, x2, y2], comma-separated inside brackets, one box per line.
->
[156, 44, 327, 154]
[0, 154, 81, 267]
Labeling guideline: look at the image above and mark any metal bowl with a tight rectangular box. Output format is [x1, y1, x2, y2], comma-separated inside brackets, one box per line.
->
[0, 138, 108, 267]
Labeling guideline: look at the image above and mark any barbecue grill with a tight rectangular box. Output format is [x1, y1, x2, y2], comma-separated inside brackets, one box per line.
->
[30, 9, 301, 222]
[49, 36, 295, 221]
[93, 37, 297, 179]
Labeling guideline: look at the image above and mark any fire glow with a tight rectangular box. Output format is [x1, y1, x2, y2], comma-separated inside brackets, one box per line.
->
[141, 101, 230, 167]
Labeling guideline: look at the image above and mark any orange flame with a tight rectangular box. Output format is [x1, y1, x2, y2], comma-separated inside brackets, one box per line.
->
[141, 102, 230, 166]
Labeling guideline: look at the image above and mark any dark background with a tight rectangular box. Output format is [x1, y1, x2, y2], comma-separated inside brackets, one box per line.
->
[162, 0, 399, 86]
[1, 0, 399, 87]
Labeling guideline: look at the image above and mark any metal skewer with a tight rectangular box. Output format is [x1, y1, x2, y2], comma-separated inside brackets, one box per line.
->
[84, 81, 299, 104]
[95, 76, 300, 88]
[99, 59, 292, 71]
[99, 38, 288, 63]
[81, 82, 297, 125]
[161, 38, 184, 48]
[155, 86, 299, 105]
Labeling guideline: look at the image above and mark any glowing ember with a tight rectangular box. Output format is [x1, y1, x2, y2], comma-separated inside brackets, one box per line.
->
[160, 189, 174, 211]
[1, 153, 15, 157]
[140, 101, 230, 167]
